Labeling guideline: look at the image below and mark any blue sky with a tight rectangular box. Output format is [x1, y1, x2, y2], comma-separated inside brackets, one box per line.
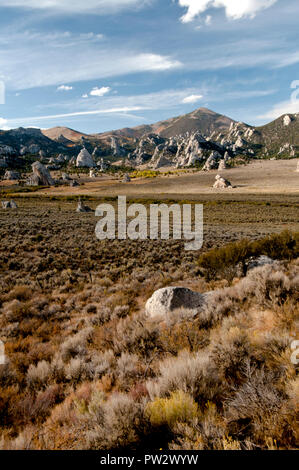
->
[0, 0, 298, 134]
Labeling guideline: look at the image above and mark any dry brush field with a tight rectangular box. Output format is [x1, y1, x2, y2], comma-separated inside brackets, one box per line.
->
[0, 191, 298, 450]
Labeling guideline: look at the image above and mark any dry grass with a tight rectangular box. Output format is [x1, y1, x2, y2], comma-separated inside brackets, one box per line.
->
[0, 196, 298, 450]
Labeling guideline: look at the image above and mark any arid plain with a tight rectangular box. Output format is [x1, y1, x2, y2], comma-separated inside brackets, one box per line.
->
[0, 158, 298, 450]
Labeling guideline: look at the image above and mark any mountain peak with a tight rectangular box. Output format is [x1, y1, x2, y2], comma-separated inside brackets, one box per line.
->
[42, 126, 89, 142]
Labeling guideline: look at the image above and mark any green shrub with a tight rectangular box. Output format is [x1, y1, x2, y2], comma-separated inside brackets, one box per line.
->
[251, 230, 298, 261]
[198, 231, 298, 281]
[198, 239, 252, 281]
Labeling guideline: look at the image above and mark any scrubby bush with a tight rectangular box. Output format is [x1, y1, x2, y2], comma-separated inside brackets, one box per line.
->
[146, 391, 198, 428]
[199, 231, 298, 281]
[81, 392, 146, 450]
[146, 350, 224, 407]
[170, 402, 228, 450]
[7, 286, 33, 302]
[117, 352, 140, 382]
[60, 327, 94, 362]
[0, 209, 298, 450]
[26, 361, 51, 390]
[199, 239, 251, 281]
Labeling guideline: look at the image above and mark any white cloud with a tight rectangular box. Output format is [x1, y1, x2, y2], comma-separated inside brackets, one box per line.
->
[0, 117, 8, 128]
[90, 86, 111, 97]
[182, 94, 203, 103]
[82, 94, 89, 98]
[4, 83, 279, 128]
[136, 54, 181, 71]
[57, 85, 73, 91]
[80, 32, 104, 40]
[0, 29, 181, 90]
[5, 107, 146, 127]
[35, 85, 276, 118]
[41, 87, 207, 113]
[7, 88, 207, 127]
[178, 0, 278, 23]
[0, 0, 150, 14]
[258, 99, 299, 121]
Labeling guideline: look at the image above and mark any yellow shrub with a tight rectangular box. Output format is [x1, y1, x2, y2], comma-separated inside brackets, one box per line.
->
[146, 391, 198, 428]
[131, 170, 160, 179]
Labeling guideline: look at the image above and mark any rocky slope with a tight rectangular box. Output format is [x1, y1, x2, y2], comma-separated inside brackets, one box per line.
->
[1, 108, 298, 172]
[98, 107, 234, 140]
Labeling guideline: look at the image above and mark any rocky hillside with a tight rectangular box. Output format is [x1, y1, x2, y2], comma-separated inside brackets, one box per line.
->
[258, 113, 299, 155]
[1, 108, 298, 173]
[211, 112, 299, 159]
[99, 108, 235, 140]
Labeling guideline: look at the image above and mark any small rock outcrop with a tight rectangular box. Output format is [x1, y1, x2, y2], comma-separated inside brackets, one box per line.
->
[218, 160, 227, 171]
[123, 174, 131, 183]
[76, 199, 93, 213]
[97, 157, 109, 172]
[0, 145, 15, 156]
[1, 200, 18, 209]
[283, 115, 292, 127]
[203, 152, 221, 171]
[213, 174, 232, 189]
[76, 148, 95, 168]
[111, 137, 125, 157]
[145, 287, 207, 320]
[61, 172, 71, 181]
[153, 155, 172, 169]
[28, 144, 40, 154]
[30, 162, 54, 186]
[4, 171, 20, 181]
[246, 256, 275, 273]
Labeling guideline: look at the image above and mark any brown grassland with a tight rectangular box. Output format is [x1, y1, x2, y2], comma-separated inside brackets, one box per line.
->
[0, 161, 298, 450]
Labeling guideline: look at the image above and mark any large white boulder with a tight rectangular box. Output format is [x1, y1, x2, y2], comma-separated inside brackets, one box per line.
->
[76, 148, 95, 168]
[283, 115, 292, 127]
[145, 287, 207, 320]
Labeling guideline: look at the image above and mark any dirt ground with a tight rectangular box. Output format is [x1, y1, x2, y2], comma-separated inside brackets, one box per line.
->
[5, 158, 296, 198]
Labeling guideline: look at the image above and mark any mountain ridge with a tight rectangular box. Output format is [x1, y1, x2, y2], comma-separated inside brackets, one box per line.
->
[38, 107, 299, 148]
[1, 107, 298, 172]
